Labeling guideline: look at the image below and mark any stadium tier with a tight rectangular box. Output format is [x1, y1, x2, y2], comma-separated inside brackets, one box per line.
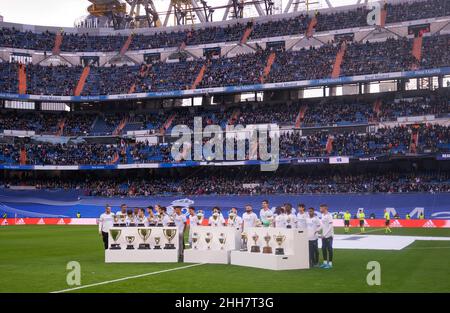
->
[0, 35, 449, 96]
[0, 0, 449, 52]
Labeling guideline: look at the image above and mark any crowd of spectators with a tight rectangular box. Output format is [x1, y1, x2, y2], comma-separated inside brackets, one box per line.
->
[1, 0, 448, 52]
[0, 111, 96, 136]
[0, 96, 447, 135]
[1, 34, 449, 96]
[0, 124, 448, 165]
[1, 170, 449, 196]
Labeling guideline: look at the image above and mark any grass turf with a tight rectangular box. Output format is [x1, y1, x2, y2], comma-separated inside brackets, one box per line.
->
[0, 226, 449, 293]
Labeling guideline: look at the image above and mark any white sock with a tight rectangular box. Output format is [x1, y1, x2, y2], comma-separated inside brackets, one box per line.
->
[329, 262, 333, 266]
[323, 261, 327, 264]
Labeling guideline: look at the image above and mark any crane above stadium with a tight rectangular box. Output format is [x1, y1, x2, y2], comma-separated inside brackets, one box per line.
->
[80, 0, 332, 29]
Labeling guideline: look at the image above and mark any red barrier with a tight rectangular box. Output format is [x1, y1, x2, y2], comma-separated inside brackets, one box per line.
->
[0, 218, 97, 226]
[1, 218, 449, 228]
[334, 219, 450, 228]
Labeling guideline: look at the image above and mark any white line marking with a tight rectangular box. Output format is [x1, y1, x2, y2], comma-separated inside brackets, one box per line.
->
[51, 263, 204, 293]
[346, 228, 384, 235]
[405, 246, 450, 250]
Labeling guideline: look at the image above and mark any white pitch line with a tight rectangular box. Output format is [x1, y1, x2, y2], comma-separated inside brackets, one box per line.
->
[51, 263, 204, 293]
[405, 246, 450, 250]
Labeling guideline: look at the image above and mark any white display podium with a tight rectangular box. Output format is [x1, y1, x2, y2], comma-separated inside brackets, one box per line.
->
[105, 226, 180, 263]
[230, 227, 309, 270]
[184, 226, 240, 264]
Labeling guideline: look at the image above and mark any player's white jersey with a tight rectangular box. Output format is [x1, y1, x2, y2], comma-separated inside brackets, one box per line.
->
[259, 208, 273, 225]
[296, 212, 307, 229]
[286, 213, 297, 228]
[227, 215, 243, 230]
[275, 213, 288, 228]
[242, 212, 259, 229]
[173, 214, 187, 233]
[321, 212, 334, 238]
[306, 216, 321, 241]
[208, 214, 225, 227]
[99, 212, 115, 233]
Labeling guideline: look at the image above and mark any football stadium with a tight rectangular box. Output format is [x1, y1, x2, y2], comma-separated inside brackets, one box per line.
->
[0, 0, 449, 300]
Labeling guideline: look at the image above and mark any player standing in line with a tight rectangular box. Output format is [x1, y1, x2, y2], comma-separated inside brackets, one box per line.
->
[344, 210, 351, 233]
[116, 203, 127, 222]
[306, 207, 321, 267]
[98, 205, 114, 249]
[259, 200, 272, 226]
[227, 207, 243, 231]
[242, 204, 259, 231]
[319, 204, 334, 269]
[357, 209, 365, 233]
[173, 206, 187, 260]
[187, 206, 198, 246]
[384, 209, 392, 233]
[296, 203, 307, 230]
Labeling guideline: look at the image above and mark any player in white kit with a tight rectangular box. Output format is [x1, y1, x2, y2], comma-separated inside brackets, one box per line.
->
[319, 204, 334, 269]
[99, 205, 115, 249]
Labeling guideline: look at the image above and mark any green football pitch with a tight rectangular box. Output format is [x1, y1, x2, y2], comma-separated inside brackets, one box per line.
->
[1, 226, 449, 293]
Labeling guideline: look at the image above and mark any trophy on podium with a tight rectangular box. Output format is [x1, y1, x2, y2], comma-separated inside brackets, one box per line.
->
[138, 228, 151, 249]
[240, 232, 248, 251]
[153, 236, 162, 249]
[125, 236, 135, 250]
[192, 232, 200, 249]
[163, 229, 177, 249]
[109, 229, 122, 249]
[205, 232, 213, 250]
[273, 233, 286, 255]
[113, 215, 119, 227]
[218, 233, 227, 250]
[262, 233, 273, 254]
[250, 233, 260, 253]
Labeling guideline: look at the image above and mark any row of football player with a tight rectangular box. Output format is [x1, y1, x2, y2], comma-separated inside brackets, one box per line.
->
[98, 200, 335, 267]
[103, 200, 323, 233]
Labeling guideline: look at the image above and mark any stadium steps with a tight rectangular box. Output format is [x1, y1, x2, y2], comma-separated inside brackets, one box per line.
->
[373, 99, 382, 119]
[113, 117, 128, 136]
[52, 31, 63, 55]
[74, 66, 90, 96]
[240, 24, 253, 45]
[306, 14, 318, 38]
[108, 152, 120, 165]
[19, 147, 27, 165]
[128, 83, 136, 94]
[326, 136, 334, 154]
[161, 113, 177, 135]
[120, 34, 134, 56]
[410, 132, 419, 153]
[18, 64, 27, 95]
[295, 105, 308, 128]
[55, 118, 66, 136]
[411, 35, 423, 69]
[191, 63, 207, 89]
[331, 41, 347, 78]
[228, 109, 241, 126]
[129, 64, 151, 94]
[260, 52, 276, 83]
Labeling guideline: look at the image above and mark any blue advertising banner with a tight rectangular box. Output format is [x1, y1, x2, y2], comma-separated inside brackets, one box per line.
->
[0, 189, 448, 219]
[1, 67, 449, 102]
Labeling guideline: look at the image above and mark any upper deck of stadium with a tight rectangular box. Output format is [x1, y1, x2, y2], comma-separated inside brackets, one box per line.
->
[0, 0, 449, 53]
